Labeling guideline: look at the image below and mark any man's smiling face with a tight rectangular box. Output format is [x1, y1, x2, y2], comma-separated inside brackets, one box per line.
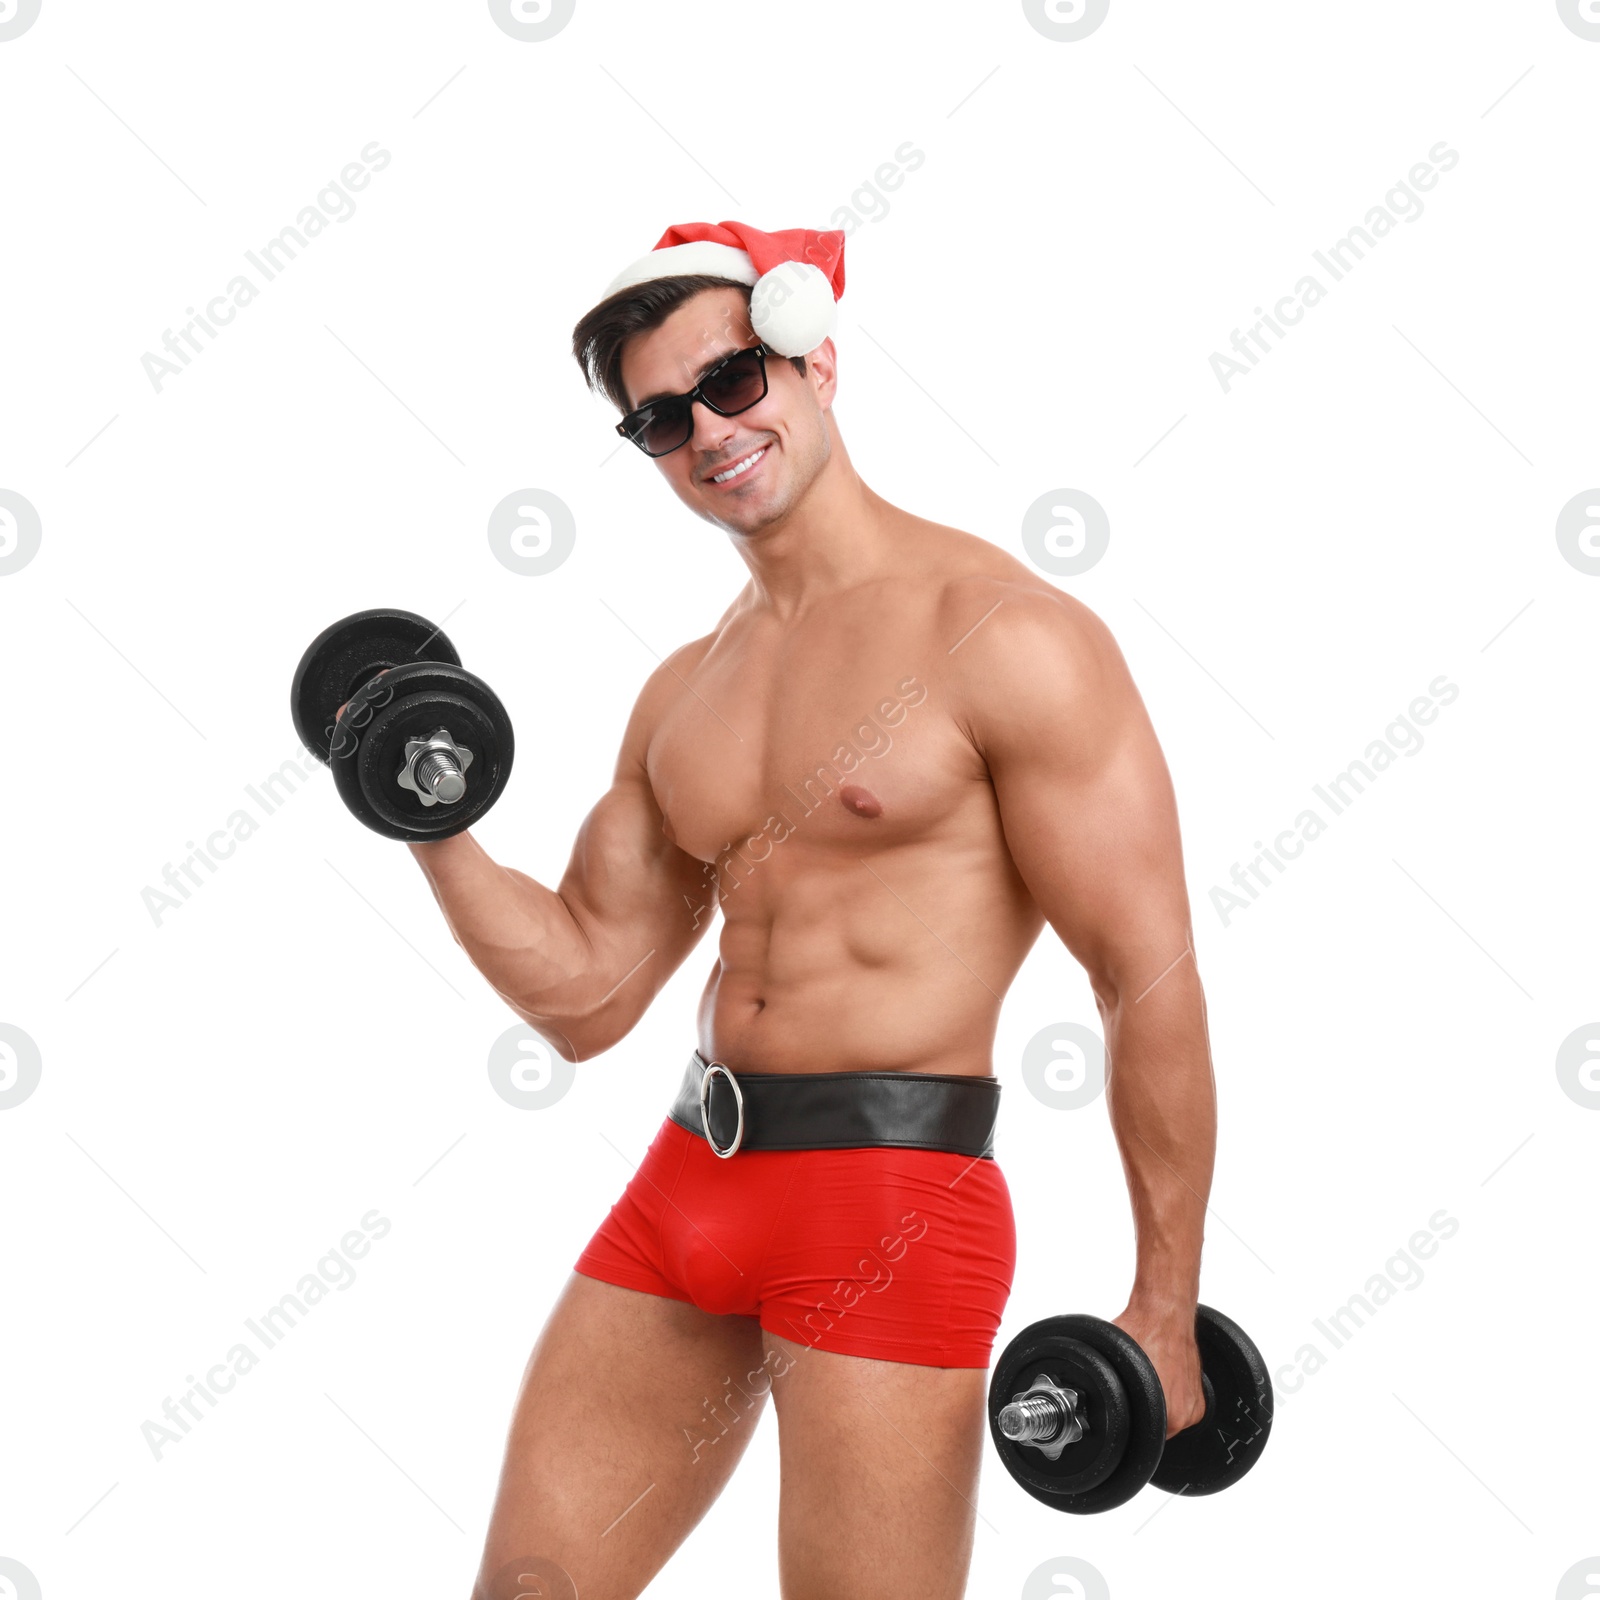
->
[618, 286, 832, 535]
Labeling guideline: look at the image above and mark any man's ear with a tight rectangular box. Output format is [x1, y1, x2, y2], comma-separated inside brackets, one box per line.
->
[804, 336, 839, 410]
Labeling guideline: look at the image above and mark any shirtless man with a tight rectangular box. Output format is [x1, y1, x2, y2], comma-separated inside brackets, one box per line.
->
[423, 222, 1214, 1600]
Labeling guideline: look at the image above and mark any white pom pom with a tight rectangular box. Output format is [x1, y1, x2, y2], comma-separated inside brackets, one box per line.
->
[749, 261, 837, 357]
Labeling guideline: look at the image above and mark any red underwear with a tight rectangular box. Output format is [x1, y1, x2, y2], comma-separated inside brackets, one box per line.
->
[574, 1113, 1016, 1368]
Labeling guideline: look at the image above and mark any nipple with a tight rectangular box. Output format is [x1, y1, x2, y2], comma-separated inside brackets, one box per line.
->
[839, 784, 883, 819]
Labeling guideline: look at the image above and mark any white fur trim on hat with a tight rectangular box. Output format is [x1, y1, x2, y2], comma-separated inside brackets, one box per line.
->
[604, 240, 838, 359]
[604, 241, 756, 298]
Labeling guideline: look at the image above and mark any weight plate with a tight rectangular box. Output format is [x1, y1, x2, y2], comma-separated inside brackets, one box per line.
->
[1149, 1304, 1273, 1497]
[988, 1313, 1166, 1514]
[359, 685, 509, 840]
[331, 662, 514, 841]
[988, 1328, 1128, 1505]
[291, 608, 460, 764]
[1044, 1316, 1168, 1513]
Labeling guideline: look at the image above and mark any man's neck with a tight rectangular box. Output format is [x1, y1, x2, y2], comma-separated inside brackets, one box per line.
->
[733, 435, 905, 623]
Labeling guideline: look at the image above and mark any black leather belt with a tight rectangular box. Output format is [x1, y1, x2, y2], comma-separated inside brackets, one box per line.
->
[667, 1049, 1000, 1159]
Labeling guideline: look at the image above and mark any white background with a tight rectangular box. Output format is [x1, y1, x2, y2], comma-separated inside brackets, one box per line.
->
[2, 2, 1597, 1596]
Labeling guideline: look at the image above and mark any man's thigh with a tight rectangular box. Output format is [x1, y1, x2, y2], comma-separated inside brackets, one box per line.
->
[762, 1328, 990, 1600]
[472, 1272, 770, 1600]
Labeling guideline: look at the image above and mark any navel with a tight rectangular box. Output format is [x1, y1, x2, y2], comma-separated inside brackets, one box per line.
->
[839, 784, 884, 819]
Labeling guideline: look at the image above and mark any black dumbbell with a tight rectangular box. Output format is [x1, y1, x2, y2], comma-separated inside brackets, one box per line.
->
[988, 1304, 1273, 1514]
[290, 608, 515, 842]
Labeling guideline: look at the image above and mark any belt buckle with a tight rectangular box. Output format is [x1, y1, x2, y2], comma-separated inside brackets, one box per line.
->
[698, 1060, 745, 1158]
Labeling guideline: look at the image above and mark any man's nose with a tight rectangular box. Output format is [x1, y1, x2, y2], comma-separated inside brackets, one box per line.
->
[688, 398, 737, 453]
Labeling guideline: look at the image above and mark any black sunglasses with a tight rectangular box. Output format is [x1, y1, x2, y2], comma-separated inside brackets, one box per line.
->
[616, 343, 770, 458]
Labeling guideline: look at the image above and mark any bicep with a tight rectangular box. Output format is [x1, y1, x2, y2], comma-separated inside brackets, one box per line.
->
[554, 648, 718, 1000]
[557, 765, 715, 985]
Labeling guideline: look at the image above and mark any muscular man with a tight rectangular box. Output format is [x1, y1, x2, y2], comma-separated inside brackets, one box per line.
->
[429, 222, 1215, 1600]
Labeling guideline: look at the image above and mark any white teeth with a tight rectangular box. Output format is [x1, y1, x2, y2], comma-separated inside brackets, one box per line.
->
[712, 446, 766, 483]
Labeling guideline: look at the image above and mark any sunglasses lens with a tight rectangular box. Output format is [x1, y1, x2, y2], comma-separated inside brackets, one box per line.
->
[621, 347, 767, 456]
[629, 401, 691, 456]
[700, 348, 766, 415]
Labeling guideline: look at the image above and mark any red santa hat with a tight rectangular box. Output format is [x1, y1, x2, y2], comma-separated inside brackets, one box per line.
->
[603, 220, 846, 359]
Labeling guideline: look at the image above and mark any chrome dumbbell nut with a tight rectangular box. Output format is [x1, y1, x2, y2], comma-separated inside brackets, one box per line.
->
[396, 728, 475, 807]
[997, 1373, 1089, 1461]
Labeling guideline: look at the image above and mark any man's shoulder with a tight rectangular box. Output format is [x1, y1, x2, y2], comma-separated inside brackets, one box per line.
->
[931, 554, 1113, 671]
[613, 625, 724, 760]
[927, 549, 1129, 760]
[903, 518, 1094, 616]
[634, 628, 719, 709]
[625, 582, 769, 739]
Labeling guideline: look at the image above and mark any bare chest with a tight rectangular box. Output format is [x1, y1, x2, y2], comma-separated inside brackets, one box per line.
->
[647, 620, 974, 865]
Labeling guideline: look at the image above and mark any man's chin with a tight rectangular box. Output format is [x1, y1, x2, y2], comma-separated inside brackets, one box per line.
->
[700, 473, 779, 524]
[709, 497, 783, 537]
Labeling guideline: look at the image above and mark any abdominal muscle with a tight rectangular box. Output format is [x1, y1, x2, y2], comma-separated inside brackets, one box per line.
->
[693, 841, 1044, 1078]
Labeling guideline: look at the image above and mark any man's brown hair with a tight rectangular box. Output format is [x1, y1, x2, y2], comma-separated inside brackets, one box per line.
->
[572, 275, 808, 415]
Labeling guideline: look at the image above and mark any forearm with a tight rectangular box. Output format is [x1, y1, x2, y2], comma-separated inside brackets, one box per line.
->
[1098, 965, 1216, 1313]
[407, 833, 599, 1055]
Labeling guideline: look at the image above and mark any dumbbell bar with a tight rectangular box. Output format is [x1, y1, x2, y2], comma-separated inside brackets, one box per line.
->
[988, 1305, 1272, 1514]
[290, 608, 515, 841]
